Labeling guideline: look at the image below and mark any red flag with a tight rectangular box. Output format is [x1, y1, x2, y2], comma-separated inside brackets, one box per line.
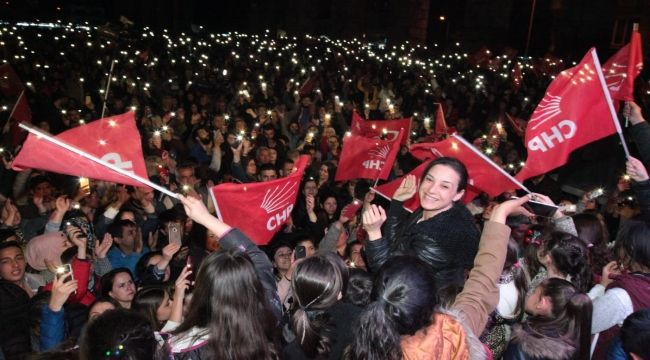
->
[12, 112, 148, 186]
[602, 31, 643, 101]
[373, 160, 481, 212]
[210, 156, 310, 245]
[351, 111, 411, 145]
[298, 76, 317, 97]
[434, 103, 447, 135]
[11, 92, 31, 124]
[512, 62, 523, 92]
[410, 135, 524, 197]
[0, 64, 24, 97]
[516, 48, 619, 181]
[335, 130, 403, 181]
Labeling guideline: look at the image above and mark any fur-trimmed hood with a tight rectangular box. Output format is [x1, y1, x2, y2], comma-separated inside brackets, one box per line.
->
[507, 324, 576, 360]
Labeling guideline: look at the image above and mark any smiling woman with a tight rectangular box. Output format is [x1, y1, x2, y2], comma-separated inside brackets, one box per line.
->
[363, 157, 480, 296]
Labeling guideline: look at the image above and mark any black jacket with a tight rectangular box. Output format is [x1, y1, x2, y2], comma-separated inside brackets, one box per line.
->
[0, 281, 31, 360]
[365, 200, 480, 288]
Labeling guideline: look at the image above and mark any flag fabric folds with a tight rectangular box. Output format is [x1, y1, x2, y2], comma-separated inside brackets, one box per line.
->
[602, 30, 643, 101]
[410, 135, 524, 197]
[434, 103, 448, 136]
[12, 111, 148, 186]
[0, 64, 24, 97]
[335, 130, 403, 182]
[351, 111, 411, 145]
[210, 155, 310, 245]
[516, 48, 619, 181]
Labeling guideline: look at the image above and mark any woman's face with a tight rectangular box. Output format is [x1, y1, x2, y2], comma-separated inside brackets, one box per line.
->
[109, 272, 136, 307]
[349, 244, 365, 269]
[299, 240, 316, 257]
[273, 246, 292, 272]
[0, 246, 26, 283]
[319, 165, 329, 182]
[156, 292, 173, 322]
[205, 230, 220, 252]
[525, 285, 552, 316]
[323, 197, 337, 216]
[303, 181, 318, 197]
[246, 159, 257, 176]
[418, 164, 464, 216]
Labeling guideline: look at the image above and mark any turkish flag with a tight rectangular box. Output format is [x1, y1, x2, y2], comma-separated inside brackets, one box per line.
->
[0, 64, 24, 97]
[602, 31, 643, 101]
[373, 160, 482, 212]
[335, 130, 403, 181]
[12, 112, 149, 186]
[210, 155, 310, 245]
[351, 111, 411, 145]
[434, 103, 448, 136]
[512, 62, 523, 92]
[516, 48, 619, 181]
[410, 135, 522, 197]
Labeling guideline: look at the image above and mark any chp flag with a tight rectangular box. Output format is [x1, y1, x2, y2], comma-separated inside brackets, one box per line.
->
[410, 135, 526, 198]
[516, 48, 624, 182]
[12, 111, 149, 187]
[351, 111, 411, 145]
[210, 155, 310, 245]
[602, 29, 643, 102]
[335, 130, 403, 182]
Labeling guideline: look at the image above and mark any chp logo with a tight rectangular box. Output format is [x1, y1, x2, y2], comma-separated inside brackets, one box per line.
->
[261, 180, 298, 231]
[605, 61, 643, 92]
[526, 93, 576, 152]
[362, 144, 391, 171]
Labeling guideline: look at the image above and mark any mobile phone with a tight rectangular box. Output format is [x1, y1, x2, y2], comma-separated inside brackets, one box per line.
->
[79, 177, 91, 197]
[295, 245, 307, 259]
[55, 264, 74, 282]
[525, 199, 559, 217]
[185, 255, 195, 291]
[168, 222, 182, 245]
[342, 200, 362, 219]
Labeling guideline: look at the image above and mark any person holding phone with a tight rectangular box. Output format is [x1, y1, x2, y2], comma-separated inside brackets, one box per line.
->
[363, 157, 481, 295]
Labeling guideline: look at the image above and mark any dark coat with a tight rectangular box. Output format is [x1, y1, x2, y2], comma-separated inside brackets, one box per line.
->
[365, 200, 480, 288]
[503, 324, 576, 360]
[0, 281, 31, 360]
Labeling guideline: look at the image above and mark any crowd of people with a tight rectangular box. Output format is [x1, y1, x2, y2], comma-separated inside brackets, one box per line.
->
[1, 19, 650, 360]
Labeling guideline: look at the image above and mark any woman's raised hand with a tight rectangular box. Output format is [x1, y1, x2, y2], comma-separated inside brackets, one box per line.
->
[362, 204, 387, 241]
[392, 174, 417, 202]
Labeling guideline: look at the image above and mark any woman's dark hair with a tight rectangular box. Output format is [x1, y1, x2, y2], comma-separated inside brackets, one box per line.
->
[80, 309, 160, 360]
[526, 278, 592, 360]
[621, 308, 650, 357]
[344, 268, 373, 307]
[291, 253, 348, 358]
[504, 240, 529, 321]
[573, 213, 613, 277]
[541, 232, 592, 292]
[420, 157, 468, 193]
[171, 249, 279, 359]
[319, 161, 337, 186]
[131, 286, 168, 331]
[345, 256, 438, 360]
[521, 224, 553, 280]
[615, 218, 650, 270]
[100, 268, 134, 300]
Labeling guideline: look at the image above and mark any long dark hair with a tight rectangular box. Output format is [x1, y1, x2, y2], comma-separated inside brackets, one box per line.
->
[573, 213, 612, 277]
[420, 157, 469, 193]
[504, 240, 529, 321]
[291, 253, 348, 358]
[526, 278, 592, 360]
[171, 249, 279, 359]
[541, 232, 592, 292]
[615, 218, 650, 271]
[131, 286, 169, 331]
[80, 309, 160, 360]
[345, 256, 438, 360]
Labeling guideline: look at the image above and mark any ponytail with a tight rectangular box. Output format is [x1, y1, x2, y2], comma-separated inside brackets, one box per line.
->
[566, 293, 592, 360]
[291, 308, 333, 358]
[344, 300, 402, 360]
[511, 262, 529, 321]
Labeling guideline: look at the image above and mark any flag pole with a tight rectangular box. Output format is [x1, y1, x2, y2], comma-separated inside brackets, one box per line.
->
[18, 123, 179, 198]
[100, 58, 117, 119]
[7, 90, 25, 122]
[591, 48, 632, 158]
[625, 23, 640, 128]
[451, 134, 532, 193]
